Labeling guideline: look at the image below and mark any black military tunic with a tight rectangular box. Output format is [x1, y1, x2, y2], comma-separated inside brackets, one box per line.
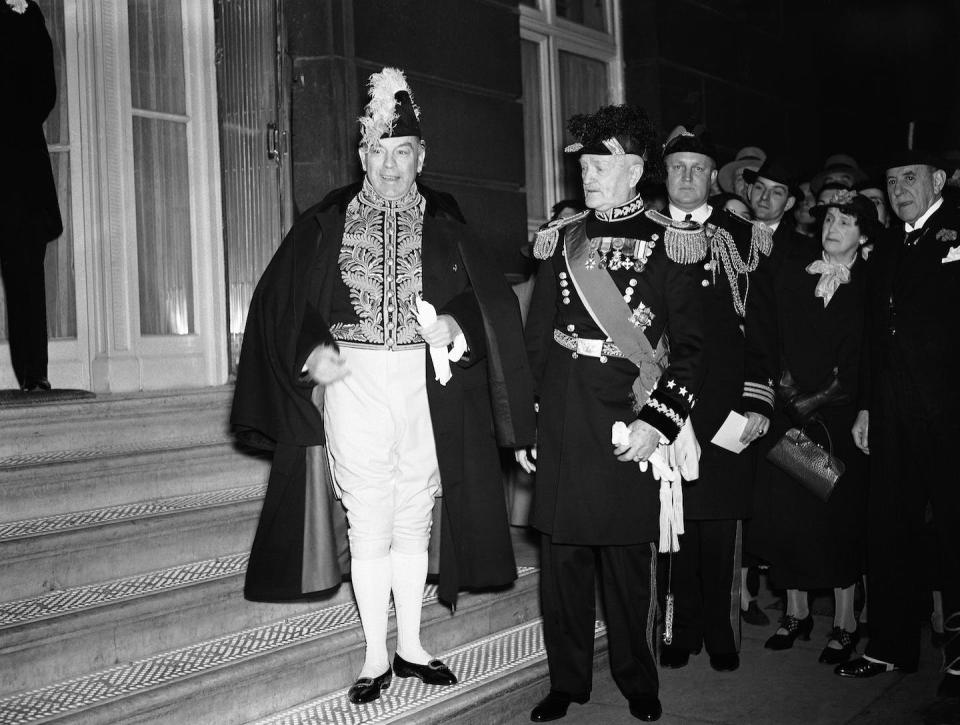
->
[525, 196, 705, 545]
[684, 207, 776, 519]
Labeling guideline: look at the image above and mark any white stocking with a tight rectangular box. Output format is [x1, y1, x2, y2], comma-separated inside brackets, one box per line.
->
[391, 549, 432, 665]
[351, 555, 392, 678]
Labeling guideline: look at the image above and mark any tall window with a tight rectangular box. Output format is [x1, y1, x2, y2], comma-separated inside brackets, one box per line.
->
[128, 0, 194, 336]
[520, 0, 622, 229]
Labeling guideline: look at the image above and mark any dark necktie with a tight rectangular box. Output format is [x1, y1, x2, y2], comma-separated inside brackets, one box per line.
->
[684, 213, 692, 222]
[904, 228, 923, 246]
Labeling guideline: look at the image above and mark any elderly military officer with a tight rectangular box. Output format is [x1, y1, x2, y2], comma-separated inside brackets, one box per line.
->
[657, 128, 777, 673]
[232, 68, 534, 705]
[516, 105, 704, 722]
[838, 153, 960, 700]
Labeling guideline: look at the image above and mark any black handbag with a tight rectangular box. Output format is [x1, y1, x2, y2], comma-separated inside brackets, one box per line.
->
[766, 420, 845, 502]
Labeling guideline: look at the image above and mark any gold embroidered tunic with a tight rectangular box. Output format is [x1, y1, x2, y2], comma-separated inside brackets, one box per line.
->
[328, 179, 426, 350]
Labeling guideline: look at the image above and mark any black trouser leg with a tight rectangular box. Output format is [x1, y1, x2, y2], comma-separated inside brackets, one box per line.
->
[0, 242, 48, 387]
[660, 521, 704, 653]
[930, 423, 960, 668]
[699, 519, 741, 656]
[540, 534, 595, 700]
[599, 541, 659, 700]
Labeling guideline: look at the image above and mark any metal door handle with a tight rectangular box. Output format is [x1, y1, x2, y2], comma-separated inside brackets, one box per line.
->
[267, 122, 280, 162]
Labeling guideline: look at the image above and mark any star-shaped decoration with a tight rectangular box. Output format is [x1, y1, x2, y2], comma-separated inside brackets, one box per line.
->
[679, 386, 687, 396]
[666, 379, 676, 389]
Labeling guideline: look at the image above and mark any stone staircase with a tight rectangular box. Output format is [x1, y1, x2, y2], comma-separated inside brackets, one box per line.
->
[0, 387, 593, 724]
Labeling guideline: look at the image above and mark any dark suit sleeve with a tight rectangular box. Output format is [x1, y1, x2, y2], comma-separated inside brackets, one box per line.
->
[293, 300, 337, 384]
[742, 248, 778, 416]
[637, 258, 704, 442]
[439, 287, 487, 367]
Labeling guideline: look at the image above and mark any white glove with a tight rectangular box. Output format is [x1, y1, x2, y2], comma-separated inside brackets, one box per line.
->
[671, 418, 700, 481]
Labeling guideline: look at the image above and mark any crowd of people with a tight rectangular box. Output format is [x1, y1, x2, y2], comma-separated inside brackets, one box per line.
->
[233, 65, 958, 722]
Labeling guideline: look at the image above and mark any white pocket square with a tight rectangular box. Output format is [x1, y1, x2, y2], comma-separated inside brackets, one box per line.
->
[942, 245, 960, 264]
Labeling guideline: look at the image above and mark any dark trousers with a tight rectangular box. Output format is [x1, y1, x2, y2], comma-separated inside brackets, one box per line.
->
[865, 377, 960, 670]
[540, 534, 658, 701]
[0, 242, 48, 387]
[660, 518, 741, 655]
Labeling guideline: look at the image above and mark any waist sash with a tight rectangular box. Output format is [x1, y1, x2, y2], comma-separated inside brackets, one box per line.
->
[563, 220, 667, 409]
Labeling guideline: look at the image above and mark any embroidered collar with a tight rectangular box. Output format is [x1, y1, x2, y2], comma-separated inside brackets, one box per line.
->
[357, 177, 423, 213]
[595, 193, 645, 222]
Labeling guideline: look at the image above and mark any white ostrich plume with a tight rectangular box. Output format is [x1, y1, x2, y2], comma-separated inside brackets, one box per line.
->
[358, 67, 420, 148]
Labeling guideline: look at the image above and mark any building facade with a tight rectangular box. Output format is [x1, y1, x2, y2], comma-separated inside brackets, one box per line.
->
[0, 0, 812, 394]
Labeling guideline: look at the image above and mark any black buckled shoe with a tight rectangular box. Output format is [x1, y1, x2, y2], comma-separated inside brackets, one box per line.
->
[764, 614, 813, 650]
[818, 626, 859, 665]
[392, 653, 457, 686]
[659, 644, 690, 669]
[740, 600, 770, 626]
[834, 656, 895, 678]
[709, 652, 740, 672]
[530, 691, 587, 722]
[347, 668, 392, 704]
[628, 694, 662, 721]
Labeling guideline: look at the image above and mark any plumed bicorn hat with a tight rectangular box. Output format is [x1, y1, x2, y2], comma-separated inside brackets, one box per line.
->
[564, 104, 657, 159]
[358, 67, 422, 148]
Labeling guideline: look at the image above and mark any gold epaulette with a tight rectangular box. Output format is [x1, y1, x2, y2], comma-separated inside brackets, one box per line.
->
[723, 208, 774, 256]
[644, 209, 708, 264]
[533, 209, 591, 259]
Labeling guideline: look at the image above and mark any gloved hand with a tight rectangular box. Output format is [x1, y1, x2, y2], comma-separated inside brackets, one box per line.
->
[784, 376, 850, 427]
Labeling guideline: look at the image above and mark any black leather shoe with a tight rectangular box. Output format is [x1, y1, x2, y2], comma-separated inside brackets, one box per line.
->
[347, 668, 391, 704]
[659, 644, 690, 669]
[628, 695, 662, 721]
[834, 656, 894, 678]
[531, 691, 587, 722]
[819, 627, 859, 665]
[938, 672, 960, 698]
[392, 653, 457, 686]
[709, 652, 740, 672]
[740, 600, 770, 626]
[765, 614, 813, 650]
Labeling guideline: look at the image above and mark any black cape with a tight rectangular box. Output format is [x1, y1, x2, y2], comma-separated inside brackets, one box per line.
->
[231, 182, 535, 606]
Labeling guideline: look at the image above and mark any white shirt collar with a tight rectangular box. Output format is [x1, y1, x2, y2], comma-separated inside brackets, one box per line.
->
[668, 203, 711, 224]
[766, 220, 781, 232]
[904, 197, 943, 232]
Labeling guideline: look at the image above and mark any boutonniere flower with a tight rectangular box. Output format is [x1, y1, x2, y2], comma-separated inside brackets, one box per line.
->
[936, 228, 958, 243]
[6, 0, 28, 13]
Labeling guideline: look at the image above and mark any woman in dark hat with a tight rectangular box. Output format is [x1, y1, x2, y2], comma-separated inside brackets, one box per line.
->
[749, 189, 877, 665]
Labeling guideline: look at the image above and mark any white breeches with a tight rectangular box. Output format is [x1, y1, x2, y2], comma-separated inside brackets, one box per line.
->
[323, 346, 441, 560]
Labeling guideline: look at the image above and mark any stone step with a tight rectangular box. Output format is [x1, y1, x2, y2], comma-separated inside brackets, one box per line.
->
[0, 554, 347, 696]
[251, 620, 609, 725]
[0, 485, 264, 602]
[0, 442, 269, 523]
[0, 388, 234, 461]
[0, 568, 540, 725]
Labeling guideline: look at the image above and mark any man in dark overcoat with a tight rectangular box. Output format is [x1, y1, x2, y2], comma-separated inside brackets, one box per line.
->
[657, 128, 777, 673]
[838, 152, 960, 700]
[0, 0, 62, 391]
[516, 105, 704, 722]
[231, 67, 534, 705]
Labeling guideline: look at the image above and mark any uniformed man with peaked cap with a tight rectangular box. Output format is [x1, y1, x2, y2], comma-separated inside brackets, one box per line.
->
[657, 126, 777, 673]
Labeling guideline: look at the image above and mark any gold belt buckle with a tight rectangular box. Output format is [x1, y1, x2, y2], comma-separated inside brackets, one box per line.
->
[576, 338, 603, 357]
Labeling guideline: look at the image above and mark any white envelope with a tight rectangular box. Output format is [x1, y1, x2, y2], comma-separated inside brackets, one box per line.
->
[709, 411, 749, 454]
